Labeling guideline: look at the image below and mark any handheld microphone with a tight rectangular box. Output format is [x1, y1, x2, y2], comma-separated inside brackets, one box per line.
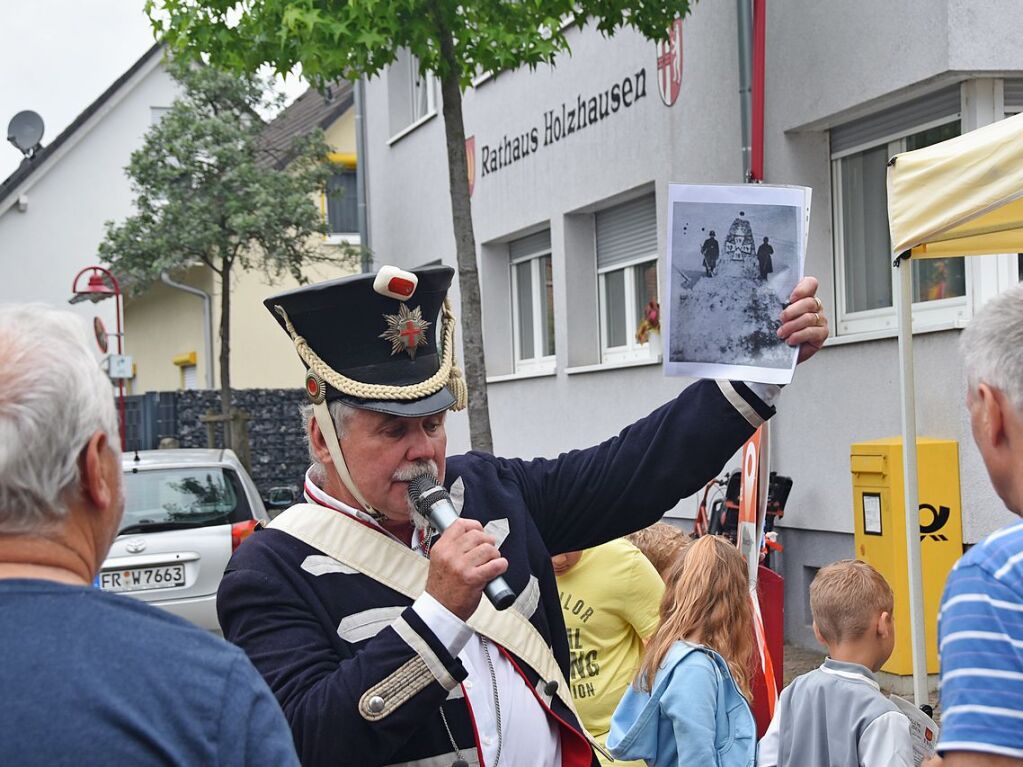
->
[408, 475, 517, 611]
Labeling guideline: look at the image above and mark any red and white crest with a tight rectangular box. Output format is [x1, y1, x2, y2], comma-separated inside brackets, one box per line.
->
[379, 303, 431, 360]
[656, 18, 684, 107]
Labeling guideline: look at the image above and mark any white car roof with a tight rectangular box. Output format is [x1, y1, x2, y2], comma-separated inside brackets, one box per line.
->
[122, 448, 244, 472]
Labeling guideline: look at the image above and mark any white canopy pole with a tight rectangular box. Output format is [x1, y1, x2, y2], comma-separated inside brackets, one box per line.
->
[894, 255, 929, 705]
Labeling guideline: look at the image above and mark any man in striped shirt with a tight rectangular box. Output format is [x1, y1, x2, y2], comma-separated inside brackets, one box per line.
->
[927, 283, 1023, 767]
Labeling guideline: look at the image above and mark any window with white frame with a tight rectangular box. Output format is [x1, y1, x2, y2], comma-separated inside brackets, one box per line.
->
[595, 195, 659, 362]
[182, 364, 198, 390]
[832, 86, 969, 335]
[325, 168, 358, 237]
[510, 230, 555, 372]
[387, 49, 436, 140]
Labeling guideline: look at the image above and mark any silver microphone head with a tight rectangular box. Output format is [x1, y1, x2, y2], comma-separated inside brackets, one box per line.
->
[407, 474, 445, 513]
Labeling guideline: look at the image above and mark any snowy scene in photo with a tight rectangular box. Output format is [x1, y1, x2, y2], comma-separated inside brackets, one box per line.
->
[662, 184, 810, 384]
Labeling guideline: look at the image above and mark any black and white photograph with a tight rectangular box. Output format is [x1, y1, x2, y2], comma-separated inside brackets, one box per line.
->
[662, 183, 810, 384]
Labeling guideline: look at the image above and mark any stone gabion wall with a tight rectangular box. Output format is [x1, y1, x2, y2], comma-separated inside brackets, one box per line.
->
[175, 388, 310, 497]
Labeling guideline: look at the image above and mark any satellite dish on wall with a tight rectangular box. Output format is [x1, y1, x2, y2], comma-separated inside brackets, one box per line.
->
[7, 111, 45, 159]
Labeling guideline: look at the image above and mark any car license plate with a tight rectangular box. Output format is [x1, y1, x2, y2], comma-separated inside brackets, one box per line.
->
[100, 564, 185, 593]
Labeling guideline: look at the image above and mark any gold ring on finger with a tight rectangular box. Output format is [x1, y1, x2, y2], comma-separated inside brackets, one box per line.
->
[813, 296, 823, 312]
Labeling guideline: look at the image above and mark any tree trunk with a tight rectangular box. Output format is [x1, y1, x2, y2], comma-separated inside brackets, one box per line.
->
[436, 27, 493, 454]
[218, 259, 233, 448]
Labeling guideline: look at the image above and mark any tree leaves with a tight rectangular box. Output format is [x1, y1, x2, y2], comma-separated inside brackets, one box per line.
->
[101, 57, 351, 294]
[147, 0, 696, 447]
[149, 0, 694, 90]
[99, 56, 358, 413]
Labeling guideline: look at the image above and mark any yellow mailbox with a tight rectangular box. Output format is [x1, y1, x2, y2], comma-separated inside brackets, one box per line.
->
[850, 438, 963, 675]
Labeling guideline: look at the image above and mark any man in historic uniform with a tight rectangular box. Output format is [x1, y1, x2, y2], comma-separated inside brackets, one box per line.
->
[217, 264, 828, 767]
[757, 236, 775, 281]
[701, 230, 720, 276]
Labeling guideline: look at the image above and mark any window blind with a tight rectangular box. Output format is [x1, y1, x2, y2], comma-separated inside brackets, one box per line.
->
[509, 230, 552, 261]
[831, 85, 961, 155]
[595, 194, 658, 270]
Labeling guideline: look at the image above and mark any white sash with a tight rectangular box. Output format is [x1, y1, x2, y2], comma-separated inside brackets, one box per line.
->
[269, 503, 610, 758]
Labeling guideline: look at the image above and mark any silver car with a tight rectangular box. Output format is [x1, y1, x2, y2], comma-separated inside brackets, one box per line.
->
[99, 449, 270, 634]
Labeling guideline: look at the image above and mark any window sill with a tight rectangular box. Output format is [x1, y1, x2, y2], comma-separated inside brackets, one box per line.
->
[387, 111, 438, 146]
[566, 354, 662, 376]
[325, 233, 361, 246]
[826, 318, 966, 347]
[486, 368, 557, 384]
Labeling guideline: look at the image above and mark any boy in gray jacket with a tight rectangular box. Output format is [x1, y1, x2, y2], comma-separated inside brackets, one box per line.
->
[759, 560, 913, 767]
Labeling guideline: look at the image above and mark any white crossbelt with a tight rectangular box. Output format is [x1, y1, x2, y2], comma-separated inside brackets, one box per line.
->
[269, 503, 610, 759]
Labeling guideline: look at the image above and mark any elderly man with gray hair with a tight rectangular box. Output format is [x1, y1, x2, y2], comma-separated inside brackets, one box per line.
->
[923, 284, 1023, 767]
[0, 304, 299, 766]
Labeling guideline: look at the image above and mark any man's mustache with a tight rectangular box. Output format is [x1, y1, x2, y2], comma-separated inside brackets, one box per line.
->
[392, 460, 439, 483]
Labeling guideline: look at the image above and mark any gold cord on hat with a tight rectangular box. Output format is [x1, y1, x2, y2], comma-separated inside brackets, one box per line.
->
[274, 299, 468, 411]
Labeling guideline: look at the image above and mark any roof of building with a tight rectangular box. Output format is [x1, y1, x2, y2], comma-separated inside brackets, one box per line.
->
[258, 80, 355, 169]
[1, 47, 352, 210]
[0, 42, 165, 211]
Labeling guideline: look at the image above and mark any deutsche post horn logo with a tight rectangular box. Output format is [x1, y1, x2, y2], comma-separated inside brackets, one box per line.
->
[919, 504, 951, 542]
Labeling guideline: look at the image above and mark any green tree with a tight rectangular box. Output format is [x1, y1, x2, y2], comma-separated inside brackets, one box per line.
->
[100, 57, 354, 441]
[149, 1, 692, 452]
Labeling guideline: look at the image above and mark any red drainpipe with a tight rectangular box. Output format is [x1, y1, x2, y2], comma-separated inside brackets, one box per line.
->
[751, 0, 766, 181]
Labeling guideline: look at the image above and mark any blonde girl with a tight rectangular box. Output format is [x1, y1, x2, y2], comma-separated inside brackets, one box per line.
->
[607, 535, 757, 767]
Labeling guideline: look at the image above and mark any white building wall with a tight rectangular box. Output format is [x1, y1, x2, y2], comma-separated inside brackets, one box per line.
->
[0, 57, 179, 346]
[362, 1, 1023, 646]
[774, 0, 951, 130]
[948, 0, 1023, 71]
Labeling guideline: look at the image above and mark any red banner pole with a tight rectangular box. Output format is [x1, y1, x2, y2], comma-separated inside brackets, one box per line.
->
[751, 0, 766, 181]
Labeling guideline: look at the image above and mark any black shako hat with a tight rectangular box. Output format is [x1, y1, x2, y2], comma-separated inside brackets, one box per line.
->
[264, 265, 465, 417]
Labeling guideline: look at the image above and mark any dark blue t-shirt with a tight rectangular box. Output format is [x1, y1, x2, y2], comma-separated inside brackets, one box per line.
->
[0, 579, 299, 766]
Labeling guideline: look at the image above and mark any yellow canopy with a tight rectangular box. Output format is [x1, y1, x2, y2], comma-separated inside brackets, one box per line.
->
[887, 111, 1023, 259]
[884, 105, 1023, 708]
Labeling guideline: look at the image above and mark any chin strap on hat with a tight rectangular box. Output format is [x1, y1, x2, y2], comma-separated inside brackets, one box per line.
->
[312, 398, 383, 520]
[274, 300, 467, 411]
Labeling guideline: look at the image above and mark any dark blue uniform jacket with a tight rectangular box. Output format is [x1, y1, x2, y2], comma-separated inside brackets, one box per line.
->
[218, 379, 773, 767]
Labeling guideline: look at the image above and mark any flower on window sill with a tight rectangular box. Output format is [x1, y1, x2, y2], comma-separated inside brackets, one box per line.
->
[635, 300, 661, 344]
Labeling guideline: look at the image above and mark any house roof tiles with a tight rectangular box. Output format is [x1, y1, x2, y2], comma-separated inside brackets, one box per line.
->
[258, 80, 354, 169]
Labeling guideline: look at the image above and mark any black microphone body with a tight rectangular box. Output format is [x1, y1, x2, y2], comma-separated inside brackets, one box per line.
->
[408, 476, 517, 611]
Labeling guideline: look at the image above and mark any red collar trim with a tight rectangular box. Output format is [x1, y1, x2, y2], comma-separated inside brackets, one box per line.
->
[303, 475, 426, 549]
